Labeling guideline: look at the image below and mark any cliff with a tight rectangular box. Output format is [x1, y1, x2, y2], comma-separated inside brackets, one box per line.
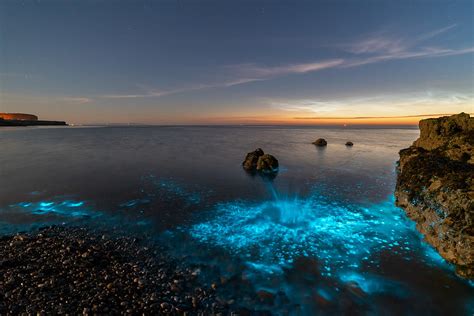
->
[0, 113, 38, 121]
[0, 119, 67, 127]
[395, 113, 474, 278]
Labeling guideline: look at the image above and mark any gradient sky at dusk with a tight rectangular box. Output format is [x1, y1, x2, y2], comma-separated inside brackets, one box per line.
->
[1, 0, 473, 125]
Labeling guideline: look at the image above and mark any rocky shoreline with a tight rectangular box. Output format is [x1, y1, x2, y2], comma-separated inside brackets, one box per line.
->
[0, 226, 253, 315]
[395, 113, 474, 278]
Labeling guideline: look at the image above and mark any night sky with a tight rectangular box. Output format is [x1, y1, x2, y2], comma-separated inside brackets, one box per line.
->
[1, 0, 473, 125]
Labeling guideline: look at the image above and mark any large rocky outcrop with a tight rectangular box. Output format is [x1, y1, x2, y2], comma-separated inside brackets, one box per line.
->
[395, 113, 474, 278]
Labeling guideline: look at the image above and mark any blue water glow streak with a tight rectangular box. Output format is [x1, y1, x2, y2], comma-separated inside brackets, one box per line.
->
[6, 199, 96, 218]
[339, 271, 409, 297]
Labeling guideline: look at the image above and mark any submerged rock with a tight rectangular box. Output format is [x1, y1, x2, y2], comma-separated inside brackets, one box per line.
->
[242, 148, 264, 171]
[395, 113, 474, 278]
[345, 141, 354, 146]
[256, 154, 279, 173]
[313, 138, 327, 146]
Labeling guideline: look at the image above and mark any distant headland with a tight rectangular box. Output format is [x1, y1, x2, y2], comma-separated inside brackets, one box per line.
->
[0, 113, 67, 127]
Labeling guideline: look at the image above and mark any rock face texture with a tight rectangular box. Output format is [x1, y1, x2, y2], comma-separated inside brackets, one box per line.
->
[256, 154, 279, 173]
[395, 113, 474, 278]
[242, 148, 264, 171]
[242, 148, 278, 174]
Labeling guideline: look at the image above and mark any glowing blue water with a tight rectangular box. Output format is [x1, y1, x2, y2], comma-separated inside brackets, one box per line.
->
[187, 186, 450, 277]
[7, 199, 95, 218]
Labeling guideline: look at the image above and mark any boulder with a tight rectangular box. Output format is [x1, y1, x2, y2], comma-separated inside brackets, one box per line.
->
[256, 154, 279, 173]
[312, 138, 327, 146]
[242, 148, 264, 171]
[395, 113, 474, 278]
[345, 141, 354, 146]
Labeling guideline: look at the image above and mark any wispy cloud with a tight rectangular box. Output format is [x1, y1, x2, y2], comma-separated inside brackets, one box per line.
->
[267, 99, 344, 113]
[267, 91, 474, 118]
[0, 72, 36, 79]
[341, 24, 473, 67]
[416, 24, 457, 42]
[101, 60, 343, 99]
[61, 97, 92, 104]
[101, 91, 170, 99]
[228, 59, 344, 78]
[99, 24, 473, 100]
[348, 37, 406, 55]
[100, 78, 263, 99]
[343, 46, 474, 67]
[293, 113, 473, 120]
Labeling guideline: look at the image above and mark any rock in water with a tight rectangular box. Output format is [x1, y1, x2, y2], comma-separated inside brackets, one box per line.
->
[256, 154, 279, 173]
[345, 141, 354, 146]
[242, 148, 264, 171]
[395, 113, 474, 278]
[313, 138, 327, 146]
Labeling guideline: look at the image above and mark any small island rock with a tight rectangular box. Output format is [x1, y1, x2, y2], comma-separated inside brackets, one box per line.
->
[242, 148, 264, 171]
[256, 154, 279, 173]
[345, 141, 354, 146]
[312, 138, 327, 146]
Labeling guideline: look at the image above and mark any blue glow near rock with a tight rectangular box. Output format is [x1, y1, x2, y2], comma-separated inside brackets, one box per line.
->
[187, 185, 456, 290]
[190, 193, 414, 271]
[339, 271, 408, 297]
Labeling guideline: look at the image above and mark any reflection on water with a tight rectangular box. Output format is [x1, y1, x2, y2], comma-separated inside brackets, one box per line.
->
[1, 126, 473, 314]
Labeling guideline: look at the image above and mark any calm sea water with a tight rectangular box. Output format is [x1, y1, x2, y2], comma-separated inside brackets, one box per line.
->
[1, 126, 473, 315]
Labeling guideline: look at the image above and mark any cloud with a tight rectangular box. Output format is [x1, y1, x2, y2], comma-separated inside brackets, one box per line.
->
[348, 37, 407, 55]
[343, 46, 474, 67]
[102, 60, 344, 99]
[229, 59, 344, 78]
[293, 113, 470, 120]
[101, 92, 169, 99]
[100, 78, 264, 99]
[345, 24, 458, 55]
[416, 24, 457, 42]
[221, 78, 263, 87]
[61, 97, 92, 104]
[0, 72, 38, 80]
[341, 24, 473, 67]
[99, 25, 473, 100]
[267, 99, 344, 113]
[266, 91, 474, 118]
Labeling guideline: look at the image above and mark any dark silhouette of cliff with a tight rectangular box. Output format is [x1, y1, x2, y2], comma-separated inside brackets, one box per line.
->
[0, 113, 67, 126]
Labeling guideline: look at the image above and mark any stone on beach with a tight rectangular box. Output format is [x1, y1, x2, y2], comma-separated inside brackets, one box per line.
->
[0, 226, 233, 314]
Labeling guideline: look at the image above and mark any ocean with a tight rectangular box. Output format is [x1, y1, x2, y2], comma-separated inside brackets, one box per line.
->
[1, 125, 473, 315]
